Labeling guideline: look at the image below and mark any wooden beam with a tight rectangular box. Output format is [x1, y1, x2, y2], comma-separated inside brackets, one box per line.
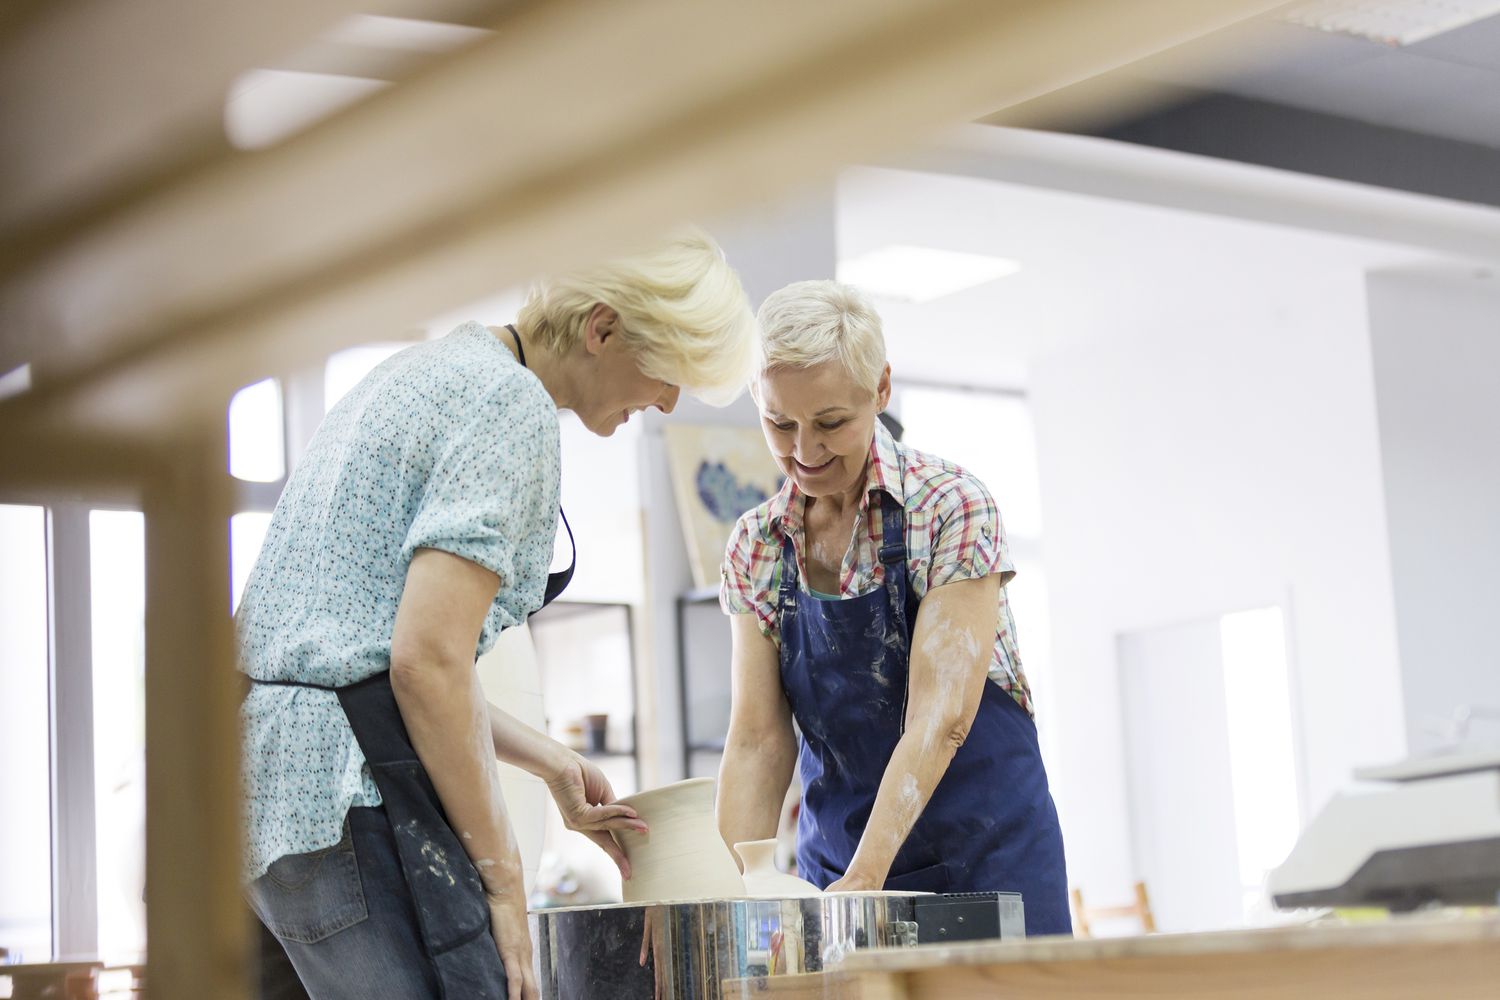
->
[140, 429, 244, 1000]
[0, 0, 1284, 448]
[0, 429, 158, 506]
[0, 0, 497, 241]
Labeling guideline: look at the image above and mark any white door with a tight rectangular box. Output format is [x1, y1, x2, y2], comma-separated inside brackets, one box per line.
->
[1118, 607, 1301, 933]
[1119, 620, 1244, 933]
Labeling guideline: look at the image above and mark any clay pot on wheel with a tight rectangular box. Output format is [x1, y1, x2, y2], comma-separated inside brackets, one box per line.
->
[733, 839, 822, 898]
[613, 778, 745, 904]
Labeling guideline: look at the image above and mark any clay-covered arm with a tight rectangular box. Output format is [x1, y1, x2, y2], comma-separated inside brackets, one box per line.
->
[827, 573, 1000, 891]
[388, 548, 534, 990]
[486, 699, 572, 778]
[484, 702, 646, 877]
[717, 613, 798, 860]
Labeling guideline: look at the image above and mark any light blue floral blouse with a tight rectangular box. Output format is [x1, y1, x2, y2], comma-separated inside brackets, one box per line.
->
[236, 321, 560, 881]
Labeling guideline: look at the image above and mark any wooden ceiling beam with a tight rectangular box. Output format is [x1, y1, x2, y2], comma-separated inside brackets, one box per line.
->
[0, 0, 1285, 449]
[0, 0, 502, 243]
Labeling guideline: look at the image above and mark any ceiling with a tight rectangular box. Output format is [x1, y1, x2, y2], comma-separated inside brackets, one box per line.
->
[835, 161, 1446, 390]
[1137, 14, 1500, 151]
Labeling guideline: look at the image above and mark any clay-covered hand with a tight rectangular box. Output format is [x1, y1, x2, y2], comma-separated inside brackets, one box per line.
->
[824, 870, 883, 893]
[487, 886, 540, 1000]
[545, 752, 648, 878]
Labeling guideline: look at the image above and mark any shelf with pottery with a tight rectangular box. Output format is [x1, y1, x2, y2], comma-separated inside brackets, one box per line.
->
[475, 602, 641, 906]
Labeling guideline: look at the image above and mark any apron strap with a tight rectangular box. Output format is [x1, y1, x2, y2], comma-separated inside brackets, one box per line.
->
[876, 492, 913, 733]
[539, 505, 575, 611]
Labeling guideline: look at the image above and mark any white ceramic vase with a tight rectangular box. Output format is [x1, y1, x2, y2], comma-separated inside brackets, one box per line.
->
[733, 839, 822, 898]
[613, 778, 746, 903]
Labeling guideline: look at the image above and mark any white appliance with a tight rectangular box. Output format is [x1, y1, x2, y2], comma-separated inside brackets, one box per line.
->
[1269, 747, 1500, 910]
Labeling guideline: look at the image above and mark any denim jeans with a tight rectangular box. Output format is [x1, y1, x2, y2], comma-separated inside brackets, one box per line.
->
[248, 806, 509, 999]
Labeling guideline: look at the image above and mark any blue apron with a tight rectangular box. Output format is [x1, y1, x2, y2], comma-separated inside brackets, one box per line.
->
[778, 491, 1072, 936]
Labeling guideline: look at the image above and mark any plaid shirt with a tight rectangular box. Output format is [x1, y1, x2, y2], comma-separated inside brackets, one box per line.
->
[720, 421, 1033, 715]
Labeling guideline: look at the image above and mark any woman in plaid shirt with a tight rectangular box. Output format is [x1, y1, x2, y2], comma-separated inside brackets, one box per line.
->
[716, 280, 1070, 936]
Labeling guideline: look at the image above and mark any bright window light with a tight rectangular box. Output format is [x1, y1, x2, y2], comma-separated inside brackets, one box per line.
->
[898, 387, 1043, 538]
[1220, 606, 1301, 921]
[0, 362, 31, 401]
[837, 245, 1020, 303]
[231, 512, 274, 614]
[90, 510, 147, 961]
[324, 343, 414, 414]
[229, 378, 285, 483]
[0, 504, 52, 961]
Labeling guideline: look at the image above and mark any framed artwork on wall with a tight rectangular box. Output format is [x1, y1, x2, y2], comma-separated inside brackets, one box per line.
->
[662, 424, 784, 590]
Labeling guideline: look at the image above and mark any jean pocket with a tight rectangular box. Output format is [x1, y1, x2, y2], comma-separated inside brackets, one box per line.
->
[885, 861, 951, 893]
[247, 822, 368, 944]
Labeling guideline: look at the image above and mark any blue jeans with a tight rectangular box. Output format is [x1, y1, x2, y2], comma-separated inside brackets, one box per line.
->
[248, 806, 509, 999]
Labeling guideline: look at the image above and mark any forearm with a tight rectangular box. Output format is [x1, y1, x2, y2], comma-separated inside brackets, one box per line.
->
[391, 659, 522, 899]
[487, 701, 572, 781]
[845, 709, 964, 884]
[716, 723, 797, 853]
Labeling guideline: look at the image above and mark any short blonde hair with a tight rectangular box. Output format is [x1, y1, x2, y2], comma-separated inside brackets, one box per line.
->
[517, 229, 757, 405]
[755, 280, 887, 396]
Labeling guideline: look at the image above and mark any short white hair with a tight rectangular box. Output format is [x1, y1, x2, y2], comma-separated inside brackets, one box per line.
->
[517, 228, 757, 405]
[755, 280, 886, 396]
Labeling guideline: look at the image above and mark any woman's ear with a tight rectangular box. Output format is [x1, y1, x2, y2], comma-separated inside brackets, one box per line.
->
[583, 304, 620, 356]
[875, 363, 893, 411]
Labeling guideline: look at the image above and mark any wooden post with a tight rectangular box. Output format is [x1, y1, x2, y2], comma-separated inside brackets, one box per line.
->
[141, 427, 247, 999]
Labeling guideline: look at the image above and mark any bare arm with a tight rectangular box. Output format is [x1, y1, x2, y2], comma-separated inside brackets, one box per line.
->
[485, 702, 646, 876]
[388, 547, 534, 999]
[829, 573, 1001, 891]
[716, 613, 798, 859]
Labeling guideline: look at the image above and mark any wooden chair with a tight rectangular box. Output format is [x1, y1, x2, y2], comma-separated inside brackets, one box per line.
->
[1070, 881, 1157, 937]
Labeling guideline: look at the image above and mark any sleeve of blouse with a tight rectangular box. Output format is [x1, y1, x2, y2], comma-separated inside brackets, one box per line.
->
[925, 472, 1016, 590]
[400, 384, 559, 591]
[719, 514, 758, 616]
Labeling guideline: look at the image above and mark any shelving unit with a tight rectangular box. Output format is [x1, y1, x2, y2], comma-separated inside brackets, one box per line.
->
[530, 600, 642, 792]
[676, 587, 733, 778]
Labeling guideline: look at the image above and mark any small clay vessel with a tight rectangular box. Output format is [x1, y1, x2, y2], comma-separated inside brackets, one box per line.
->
[613, 778, 745, 904]
[733, 839, 822, 898]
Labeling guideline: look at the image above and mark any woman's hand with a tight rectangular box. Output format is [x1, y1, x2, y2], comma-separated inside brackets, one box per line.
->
[486, 883, 539, 1000]
[545, 752, 647, 878]
[824, 870, 882, 893]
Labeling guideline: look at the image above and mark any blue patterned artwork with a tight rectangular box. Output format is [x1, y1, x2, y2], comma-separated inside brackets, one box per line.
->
[695, 460, 781, 522]
[663, 425, 784, 589]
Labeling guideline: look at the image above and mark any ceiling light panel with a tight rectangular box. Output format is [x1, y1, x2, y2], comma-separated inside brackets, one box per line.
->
[836, 245, 1021, 303]
[1277, 0, 1500, 46]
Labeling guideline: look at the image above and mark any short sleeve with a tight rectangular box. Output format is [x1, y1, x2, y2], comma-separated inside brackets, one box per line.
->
[925, 474, 1015, 591]
[400, 386, 559, 603]
[719, 515, 757, 615]
[718, 509, 782, 643]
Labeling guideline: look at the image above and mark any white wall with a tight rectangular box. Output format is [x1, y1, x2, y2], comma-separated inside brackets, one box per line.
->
[1367, 269, 1500, 754]
[636, 186, 838, 784]
[1028, 245, 1408, 903]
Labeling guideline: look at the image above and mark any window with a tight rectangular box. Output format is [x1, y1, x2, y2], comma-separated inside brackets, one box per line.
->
[89, 511, 147, 959]
[228, 378, 285, 483]
[231, 512, 273, 613]
[324, 343, 413, 413]
[1221, 606, 1300, 922]
[894, 386, 1055, 751]
[897, 386, 1042, 538]
[0, 504, 52, 961]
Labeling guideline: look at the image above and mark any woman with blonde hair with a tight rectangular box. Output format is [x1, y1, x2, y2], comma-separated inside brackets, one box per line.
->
[238, 230, 757, 999]
[717, 280, 1070, 936]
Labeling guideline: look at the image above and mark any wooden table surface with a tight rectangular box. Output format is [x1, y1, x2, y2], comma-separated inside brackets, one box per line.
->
[724, 914, 1500, 1000]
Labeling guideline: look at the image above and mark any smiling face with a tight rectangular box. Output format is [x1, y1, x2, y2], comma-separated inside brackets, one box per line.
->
[755, 359, 891, 498]
[575, 305, 681, 436]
